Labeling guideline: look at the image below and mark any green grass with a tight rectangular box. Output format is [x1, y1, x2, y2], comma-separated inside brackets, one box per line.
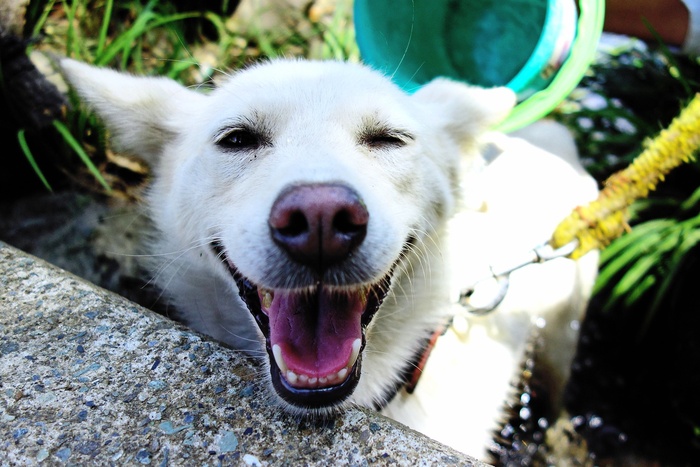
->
[17, 129, 53, 192]
[12, 0, 358, 194]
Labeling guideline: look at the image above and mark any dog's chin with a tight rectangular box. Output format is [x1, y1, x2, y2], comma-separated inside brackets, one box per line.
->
[211, 242, 392, 413]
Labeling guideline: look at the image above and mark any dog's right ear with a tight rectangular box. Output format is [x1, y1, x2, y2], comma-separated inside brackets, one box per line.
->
[412, 78, 516, 147]
[60, 59, 206, 163]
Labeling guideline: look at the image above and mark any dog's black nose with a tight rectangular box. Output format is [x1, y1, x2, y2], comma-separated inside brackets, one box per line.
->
[269, 183, 368, 271]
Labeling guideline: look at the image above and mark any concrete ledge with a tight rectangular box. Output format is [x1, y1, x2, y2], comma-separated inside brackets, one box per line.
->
[0, 242, 484, 466]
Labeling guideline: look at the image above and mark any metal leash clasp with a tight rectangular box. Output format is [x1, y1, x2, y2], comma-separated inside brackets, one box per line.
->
[457, 240, 578, 315]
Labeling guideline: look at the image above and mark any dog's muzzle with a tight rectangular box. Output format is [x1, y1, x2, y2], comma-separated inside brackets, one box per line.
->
[213, 183, 394, 411]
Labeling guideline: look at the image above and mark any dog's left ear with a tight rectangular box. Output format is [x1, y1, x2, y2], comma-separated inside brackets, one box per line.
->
[412, 78, 516, 144]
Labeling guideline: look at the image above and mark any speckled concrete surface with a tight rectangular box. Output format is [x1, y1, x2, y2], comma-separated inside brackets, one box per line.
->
[0, 242, 486, 466]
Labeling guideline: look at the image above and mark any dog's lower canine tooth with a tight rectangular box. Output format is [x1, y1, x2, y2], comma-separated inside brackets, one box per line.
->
[272, 344, 288, 373]
[350, 338, 361, 366]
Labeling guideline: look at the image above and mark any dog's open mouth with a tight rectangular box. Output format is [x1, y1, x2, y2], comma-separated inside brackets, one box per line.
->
[212, 242, 392, 409]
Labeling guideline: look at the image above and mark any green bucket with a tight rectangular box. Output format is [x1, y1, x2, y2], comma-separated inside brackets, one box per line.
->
[354, 0, 605, 132]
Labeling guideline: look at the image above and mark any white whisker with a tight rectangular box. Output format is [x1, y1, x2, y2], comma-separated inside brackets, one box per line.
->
[389, 0, 416, 83]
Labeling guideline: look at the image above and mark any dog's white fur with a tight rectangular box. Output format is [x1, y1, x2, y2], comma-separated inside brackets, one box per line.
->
[60, 58, 597, 459]
[384, 122, 599, 457]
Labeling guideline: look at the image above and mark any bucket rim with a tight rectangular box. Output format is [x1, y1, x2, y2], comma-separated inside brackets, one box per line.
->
[497, 0, 606, 132]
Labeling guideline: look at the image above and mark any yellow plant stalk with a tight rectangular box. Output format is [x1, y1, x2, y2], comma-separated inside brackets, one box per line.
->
[551, 93, 700, 259]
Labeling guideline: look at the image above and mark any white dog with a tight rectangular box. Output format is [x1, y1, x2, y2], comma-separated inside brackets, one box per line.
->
[60, 58, 597, 461]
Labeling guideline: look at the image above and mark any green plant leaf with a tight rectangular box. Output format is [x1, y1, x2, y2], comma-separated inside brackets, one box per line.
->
[594, 221, 673, 295]
[52, 120, 111, 193]
[31, 0, 58, 40]
[598, 219, 675, 266]
[96, 0, 114, 57]
[17, 129, 52, 192]
[638, 228, 700, 334]
[606, 254, 660, 311]
[680, 186, 700, 214]
[62, 0, 81, 59]
[623, 273, 656, 307]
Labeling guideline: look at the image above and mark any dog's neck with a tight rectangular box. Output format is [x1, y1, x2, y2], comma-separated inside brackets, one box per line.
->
[376, 320, 451, 409]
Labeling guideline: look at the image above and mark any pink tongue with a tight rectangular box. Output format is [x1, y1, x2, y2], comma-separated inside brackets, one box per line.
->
[267, 288, 364, 377]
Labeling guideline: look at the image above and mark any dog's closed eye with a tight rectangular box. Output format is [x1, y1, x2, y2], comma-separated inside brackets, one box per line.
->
[359, 126, 413, 150]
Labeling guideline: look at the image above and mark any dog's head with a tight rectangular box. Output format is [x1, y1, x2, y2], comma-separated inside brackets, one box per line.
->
[61, 58, 514, 414]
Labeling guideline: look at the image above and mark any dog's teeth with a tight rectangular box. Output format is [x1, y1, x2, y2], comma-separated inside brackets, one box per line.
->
[350, 338, 361, 367]
[275, 339, 361, 388]
[337, 368, 348, 380]
[261, 289, 274, 309]
[272, 344, 288, 373]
